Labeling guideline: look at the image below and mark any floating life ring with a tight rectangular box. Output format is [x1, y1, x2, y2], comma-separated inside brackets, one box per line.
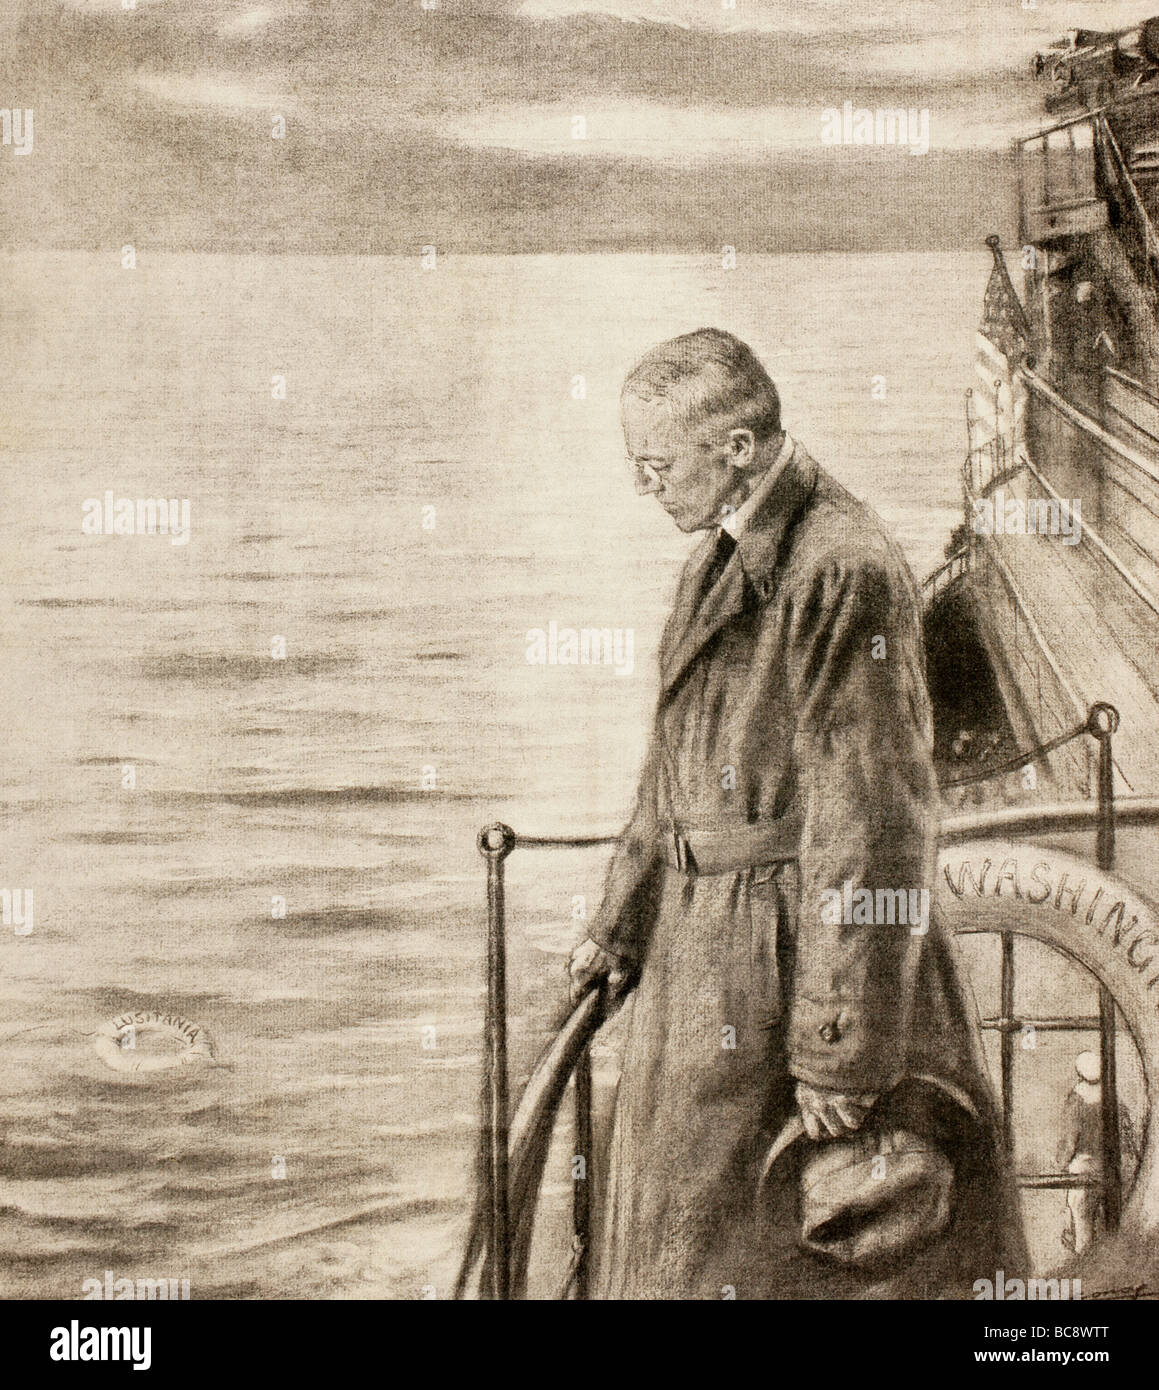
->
[92, 1010, 215, 1074]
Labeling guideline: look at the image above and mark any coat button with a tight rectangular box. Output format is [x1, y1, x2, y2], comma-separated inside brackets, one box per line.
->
[818, 1020, 841, 1044]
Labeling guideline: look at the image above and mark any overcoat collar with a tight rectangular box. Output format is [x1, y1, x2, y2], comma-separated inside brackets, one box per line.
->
[659, 441, 819, 695]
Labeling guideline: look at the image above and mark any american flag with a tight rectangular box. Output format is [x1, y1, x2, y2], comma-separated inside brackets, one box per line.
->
[973, 241, 1030, 453]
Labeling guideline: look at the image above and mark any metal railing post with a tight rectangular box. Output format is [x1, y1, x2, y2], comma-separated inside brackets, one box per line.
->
[1000, 933, 1016, 1155]
[478, 822, 516, 1298]
[1090, 703, 1119, 871]
[572, 1044, 593, 1299]
[1088, 704, 1123, 1231]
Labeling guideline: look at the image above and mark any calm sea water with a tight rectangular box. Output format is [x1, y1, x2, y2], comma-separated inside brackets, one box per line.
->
[2, 248, 1059, 1300]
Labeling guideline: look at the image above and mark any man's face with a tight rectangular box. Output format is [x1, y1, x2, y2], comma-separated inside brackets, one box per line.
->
[622, 394, 745, 533]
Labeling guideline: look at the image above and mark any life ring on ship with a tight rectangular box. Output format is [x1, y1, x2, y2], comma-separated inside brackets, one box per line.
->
[92, 1010, 215, 1074]
[936, 839, 1159, 1242]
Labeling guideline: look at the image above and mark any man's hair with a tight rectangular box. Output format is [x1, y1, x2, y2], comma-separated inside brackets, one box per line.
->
[622, 328, 781, 442]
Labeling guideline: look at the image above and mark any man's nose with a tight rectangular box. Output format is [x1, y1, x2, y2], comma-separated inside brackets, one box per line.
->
[633, 463, 662, 496]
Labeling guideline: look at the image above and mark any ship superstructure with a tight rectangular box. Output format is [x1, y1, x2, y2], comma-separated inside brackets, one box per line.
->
[926, 20, 1159, 804]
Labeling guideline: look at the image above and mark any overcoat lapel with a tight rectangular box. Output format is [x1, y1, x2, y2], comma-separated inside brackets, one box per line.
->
[658, 444, 819, 697]
[659, 549, 748, 696]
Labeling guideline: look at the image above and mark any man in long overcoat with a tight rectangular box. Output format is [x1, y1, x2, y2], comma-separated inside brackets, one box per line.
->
[570, 328, 1027, 1299]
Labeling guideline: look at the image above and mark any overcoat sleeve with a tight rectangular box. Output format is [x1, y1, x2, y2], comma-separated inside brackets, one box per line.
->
[783, 549, 940, 1095]
[586, 732, 664, 964]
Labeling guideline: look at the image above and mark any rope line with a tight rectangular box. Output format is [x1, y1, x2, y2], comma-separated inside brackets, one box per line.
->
[940, 720, 1089, 788]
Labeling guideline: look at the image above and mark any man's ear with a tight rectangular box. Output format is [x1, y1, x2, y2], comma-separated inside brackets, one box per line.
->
[726, 428, 756, 469]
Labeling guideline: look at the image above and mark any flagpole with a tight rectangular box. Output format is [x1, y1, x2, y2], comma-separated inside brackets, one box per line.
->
[964, 388, 975, 521]
[985, 233, 1032, 340]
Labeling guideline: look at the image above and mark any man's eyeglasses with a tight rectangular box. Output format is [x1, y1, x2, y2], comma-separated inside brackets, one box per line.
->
[628, 457, 670, 490]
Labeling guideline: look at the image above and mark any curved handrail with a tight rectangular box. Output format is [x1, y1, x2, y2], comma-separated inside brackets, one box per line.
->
[1020, 365, 1159, 490]
[942, 794, 1159, 843]
[454, 984, 606, 1300]
[921, 548, 969, 600]
[1017, 445, 1159, 621]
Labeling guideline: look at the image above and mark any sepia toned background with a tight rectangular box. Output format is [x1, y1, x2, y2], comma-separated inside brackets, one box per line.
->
[2, 0, 1154, 1299]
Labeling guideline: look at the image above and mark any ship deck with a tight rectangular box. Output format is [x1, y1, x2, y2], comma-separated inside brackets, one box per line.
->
[979, 523, 1159, 795]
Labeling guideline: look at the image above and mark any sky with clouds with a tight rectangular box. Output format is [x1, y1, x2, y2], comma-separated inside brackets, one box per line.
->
[5, 0, 1159, 250]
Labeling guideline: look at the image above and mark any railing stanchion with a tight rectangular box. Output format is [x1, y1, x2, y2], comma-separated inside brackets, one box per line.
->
[998, 932, 1015, 1154]
[1088, 704, 1123, 1231]
[478, 822, 517, 1298]
[572, 1043, 593, 1299]
[1091, 703, 1119, 871]
[1098, 985, 1123, 1231]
